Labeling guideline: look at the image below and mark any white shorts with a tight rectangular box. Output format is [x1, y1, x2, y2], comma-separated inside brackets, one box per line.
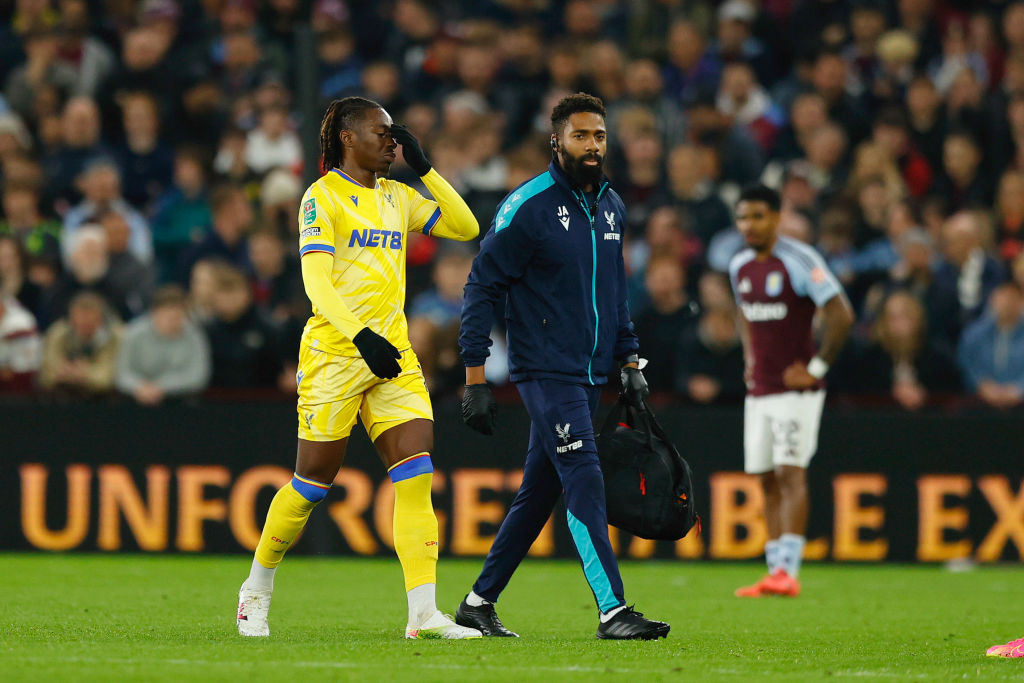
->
[743, 390, 825, 474]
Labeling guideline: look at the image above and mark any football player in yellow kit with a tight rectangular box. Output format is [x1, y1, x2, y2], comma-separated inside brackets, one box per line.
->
[236, 97, 481, 639]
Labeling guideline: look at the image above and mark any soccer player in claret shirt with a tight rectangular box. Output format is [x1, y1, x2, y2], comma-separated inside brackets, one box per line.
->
[235, 97, 482, 639]
[728, 184, 853, 597]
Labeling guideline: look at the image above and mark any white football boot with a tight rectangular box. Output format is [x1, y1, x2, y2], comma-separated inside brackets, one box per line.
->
[405, 611, 482, 639]
[237, 585, 272, 637]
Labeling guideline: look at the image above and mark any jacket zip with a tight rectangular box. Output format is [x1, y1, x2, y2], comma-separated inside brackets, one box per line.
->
[573, 181, 610, 385]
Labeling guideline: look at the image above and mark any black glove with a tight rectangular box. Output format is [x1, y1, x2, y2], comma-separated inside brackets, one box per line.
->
[390, 124, 431, 176]
[352, 327, 402, 379]
[620, 364, 650, 407]
[462, 383, 497, 435]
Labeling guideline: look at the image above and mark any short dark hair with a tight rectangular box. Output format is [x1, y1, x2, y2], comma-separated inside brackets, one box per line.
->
[152, 284, 189, 310]
[69, 290, 108, 314]
[737, 183, 781, 211]
[209, 184, 246, 215]
[320, 96, 383, 170]
[550, 92, 606, 135]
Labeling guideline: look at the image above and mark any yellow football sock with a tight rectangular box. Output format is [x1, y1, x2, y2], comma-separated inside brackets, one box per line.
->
[253, 476, 329, 569]
[389, 454, 439, 591]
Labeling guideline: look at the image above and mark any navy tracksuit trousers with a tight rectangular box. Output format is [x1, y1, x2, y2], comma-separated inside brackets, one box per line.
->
[472, 379, 625, 612]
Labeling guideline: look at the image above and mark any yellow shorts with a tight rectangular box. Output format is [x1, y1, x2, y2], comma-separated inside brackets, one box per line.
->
[296, 341, 433, 442]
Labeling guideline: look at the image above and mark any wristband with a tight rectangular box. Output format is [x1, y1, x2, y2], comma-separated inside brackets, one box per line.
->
[807, 356, 829, 379]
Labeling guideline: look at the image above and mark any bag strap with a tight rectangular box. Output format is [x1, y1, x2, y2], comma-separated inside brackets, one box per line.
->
[634, 398, 685, 473]
[599, 395, 630, 437]
[601, 394, 658, 451]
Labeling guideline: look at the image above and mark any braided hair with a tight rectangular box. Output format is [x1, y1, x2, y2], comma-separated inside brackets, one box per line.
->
[319, 97, 383, 171]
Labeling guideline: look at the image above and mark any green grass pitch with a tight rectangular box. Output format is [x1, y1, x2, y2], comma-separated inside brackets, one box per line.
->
[1, 554, 1021, 682]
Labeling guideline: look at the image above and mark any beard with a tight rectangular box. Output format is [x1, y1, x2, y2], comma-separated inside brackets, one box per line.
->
[561, 149, 604, 188]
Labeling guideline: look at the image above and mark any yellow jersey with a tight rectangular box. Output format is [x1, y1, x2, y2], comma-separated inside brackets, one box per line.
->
[297, 167, 477, 356]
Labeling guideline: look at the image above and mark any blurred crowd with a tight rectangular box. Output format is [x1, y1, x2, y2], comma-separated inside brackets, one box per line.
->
[1, 0, 1024, 412]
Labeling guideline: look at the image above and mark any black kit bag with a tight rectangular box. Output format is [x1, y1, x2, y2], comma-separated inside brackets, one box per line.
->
[596, 396, 699, 541]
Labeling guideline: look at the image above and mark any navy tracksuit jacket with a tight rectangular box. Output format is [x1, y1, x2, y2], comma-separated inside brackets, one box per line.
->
[459, 161, 638, 612]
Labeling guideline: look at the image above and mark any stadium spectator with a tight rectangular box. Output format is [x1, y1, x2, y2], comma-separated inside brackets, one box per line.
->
[361, 60, 404, 115]
[0, 294, 42, 393]
[865, 228, 958, 345]
[847, 172, 899, 248]
[42, 225, 124, 325]
[607, 59, 685, 147]
[896, 0, 941, 72]
[0, 234, 43, 317]
[115, 91, 174, 212]
[870, 108, 933, 198]
[39, 290, 121, 395]
[711, 0, 775, 86]
[151, 148, 212, 283]
[179, 184, 253, 282]
[661, 19, 720, 106]
[188, 257, 221, 324]
[261, 0, 304, 79]
[683, 93, 764, 185]
[258, 167, 303, 239]
[847, 291, 961, 410]
[832, 193, 916, 310]
[3, 24, 78, 121]
[995, 169, 1024, 266]
[934, 211, 1006, 329]
[787, 0, 849, 61]
[385, 0, 440, 83]
[928, 21, 989, 95]
[317, 27, 363, 103]
[1014, 251, 1024, 292]
[42, 96, 110, 213]
[587, 40, 626, 105]
[697, 270, 734, 312]
[217, 30, 271, 101]
[0, 183, 60, 262]
[958, 282, 1024, 409]
[244, 105, 302, 177]
[629, 206, 704, 312]
[115, 284, 210, 405]
[934, 130, 992, 211]
[615, 130, 665, 233]
[802, 122, 849, 203]
[716, 61, 783, 153]
[0, 112, 33, 165]
[905, 74, 946, 171]
[94, 23, 174, 128]
[664, 144, 733, 246]
[60, 158, 153, 266]
[212, 127, 253, 187]
[204, 263, 285, 389]
[811, 49, 869, 146]
[990, 66, 1024, 175]
[675, 305, 745, 404]
[52, 0, 116, 98]
[632, 255, 697, 394]
[407, 247, 474, 394]
[98, 210, 152, 319]
[771, 92, 829, 164]
[842, 0, 886, 99]
[248, 227, 305, 336]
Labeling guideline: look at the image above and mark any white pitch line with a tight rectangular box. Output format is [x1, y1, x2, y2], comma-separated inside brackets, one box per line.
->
[10, 656, 660, 674]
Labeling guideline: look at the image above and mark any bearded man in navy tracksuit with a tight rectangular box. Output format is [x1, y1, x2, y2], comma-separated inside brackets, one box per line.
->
[454, 93, 670, 641]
